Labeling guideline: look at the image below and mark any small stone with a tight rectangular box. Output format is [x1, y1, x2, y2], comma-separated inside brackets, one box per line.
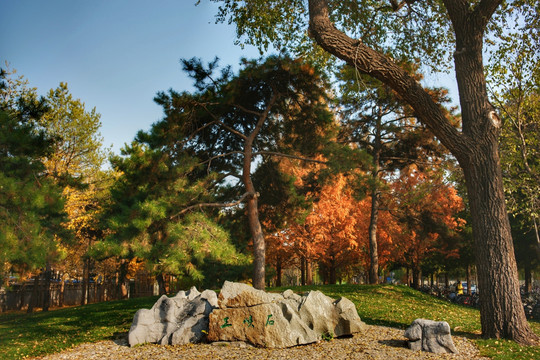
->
[404, 318, 458, 354]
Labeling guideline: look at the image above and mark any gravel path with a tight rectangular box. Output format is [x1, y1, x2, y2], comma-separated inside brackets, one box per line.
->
[37, 325, 488, 360]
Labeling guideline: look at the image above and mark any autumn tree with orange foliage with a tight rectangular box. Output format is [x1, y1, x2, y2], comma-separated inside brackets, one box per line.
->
[353, 194, 401, 280]
[390, 165, 465, 289]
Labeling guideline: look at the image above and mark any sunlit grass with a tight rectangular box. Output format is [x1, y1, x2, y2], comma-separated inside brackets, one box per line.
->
[0, 296, 159, 359]
[271, 284, 540, 360]
[1, 284, 538, 359]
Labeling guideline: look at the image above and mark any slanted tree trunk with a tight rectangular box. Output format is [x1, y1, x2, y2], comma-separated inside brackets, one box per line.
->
[243, 146, 266, 290]
[307, 0, 537, 344]
[240, 94, 277, 290]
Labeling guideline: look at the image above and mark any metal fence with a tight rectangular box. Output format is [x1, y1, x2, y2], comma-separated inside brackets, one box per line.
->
[0, 278, 157, 312]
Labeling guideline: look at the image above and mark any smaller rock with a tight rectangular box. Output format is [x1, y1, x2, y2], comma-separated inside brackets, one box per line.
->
[404, 318, 458, 354]
[128, 287, 218, 347]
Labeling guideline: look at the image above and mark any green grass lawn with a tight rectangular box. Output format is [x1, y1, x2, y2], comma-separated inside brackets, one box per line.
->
[0, 284, 538, 359]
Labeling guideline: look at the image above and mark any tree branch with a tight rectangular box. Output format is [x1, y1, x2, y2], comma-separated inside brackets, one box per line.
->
[200, 103, 248, 140]
[307, 0, 469, 161]
[233, 103, 263, 117]
[170, 191, 255, 220]
[253, 151, 327, 164]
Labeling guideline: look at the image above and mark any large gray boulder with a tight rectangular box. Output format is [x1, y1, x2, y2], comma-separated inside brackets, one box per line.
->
[404, 318, 458, 354]
[207, 281, 366, 348]
[128, 286, 218, 346]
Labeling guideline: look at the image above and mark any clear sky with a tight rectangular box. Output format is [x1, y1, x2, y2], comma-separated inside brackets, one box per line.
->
[1, 0, 261, 155]
[1, 1, 459, 157]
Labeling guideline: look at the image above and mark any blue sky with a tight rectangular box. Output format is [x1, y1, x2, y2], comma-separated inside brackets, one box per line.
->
[1, 0, 261, 154]
[1, 1, 459, 157]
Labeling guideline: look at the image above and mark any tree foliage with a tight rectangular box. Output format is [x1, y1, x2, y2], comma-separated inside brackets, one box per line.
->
[0, 68, 69, 283]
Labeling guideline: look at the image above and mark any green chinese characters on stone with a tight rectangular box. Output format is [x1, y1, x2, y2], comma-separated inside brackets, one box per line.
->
[221, 317, 232, 328]
[243, 315, 255, 328]
[266, 314, 275, 326]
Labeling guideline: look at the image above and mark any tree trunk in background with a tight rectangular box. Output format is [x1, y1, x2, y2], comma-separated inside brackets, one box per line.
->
[81, 258, 89, 305]
[306, 260, 313, 285]
[276, 258, 282, 287]
[466, 265, 472, 296]
[300, 257, 306, 286]
[368, 115, 382, 284]
[156, 273, 166, 295]
[42, 263, 52, 311]
[524, 266, 531, 294]
[411, 268, 420, 290]
[329, 258, 337, 284]
[59, 273, 65, 307]
[27, 271, 41, 313]
[118, 260, 129, 299]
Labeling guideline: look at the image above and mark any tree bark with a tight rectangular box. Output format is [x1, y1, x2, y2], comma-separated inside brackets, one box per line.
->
[240, 94, 277, 291]
[368, 115, 382, 284]
[306, 260, 313, 285]
[307, 0, 537, 345]
[300, 257, 306, 286]
[118, 260, 129, 299]
[243, 145, 266, 290]
[81, 258, 89, 305]
[462, 152, 534, 342]
[156, 273, 167, 295]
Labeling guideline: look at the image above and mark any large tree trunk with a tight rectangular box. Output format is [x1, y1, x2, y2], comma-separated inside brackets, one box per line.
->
[307, 0, 537, 345]
[463, 151, 533, 342]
